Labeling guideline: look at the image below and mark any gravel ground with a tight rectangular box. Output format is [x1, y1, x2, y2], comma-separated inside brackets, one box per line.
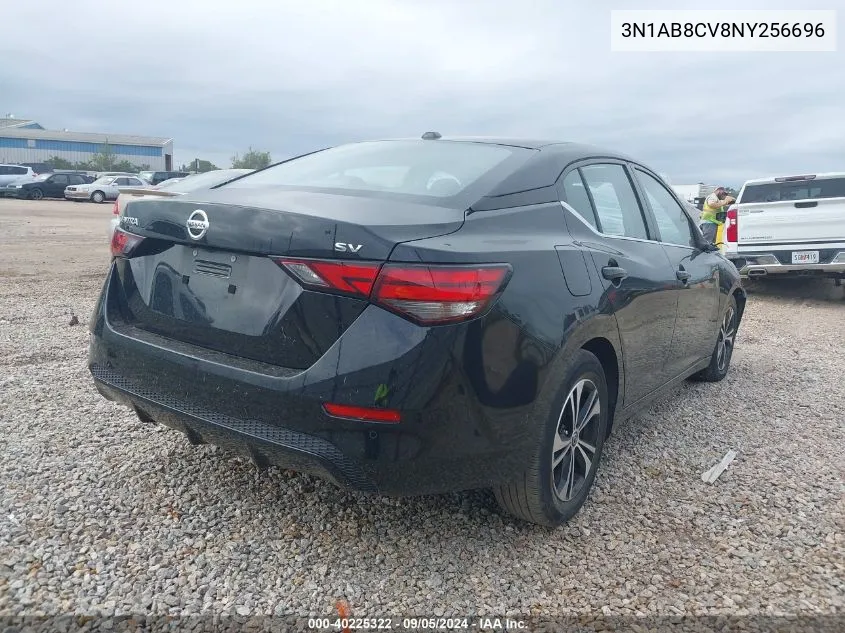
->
[0, 200, 843, 624]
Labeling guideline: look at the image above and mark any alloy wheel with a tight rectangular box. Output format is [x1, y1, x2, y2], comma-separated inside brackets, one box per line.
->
[716, 306, 736, 372]
[551, 378, 601, 502]
[31, 189, 43, 200]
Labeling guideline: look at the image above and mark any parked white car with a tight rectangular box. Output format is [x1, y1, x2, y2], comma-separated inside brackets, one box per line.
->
[724, 173, 845, 282]
[109, 169, 253, 242]
[66, 175, 150, 203]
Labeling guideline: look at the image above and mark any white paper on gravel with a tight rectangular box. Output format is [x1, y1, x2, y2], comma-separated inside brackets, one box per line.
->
[701, 450, 738, 484]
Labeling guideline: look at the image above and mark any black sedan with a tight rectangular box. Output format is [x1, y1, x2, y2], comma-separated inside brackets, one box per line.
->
[89, 135, 745, 526]
[4, 172, 91, 199]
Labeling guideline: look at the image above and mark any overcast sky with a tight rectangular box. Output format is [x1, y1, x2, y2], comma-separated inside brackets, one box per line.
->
[2, 0, 842, 185]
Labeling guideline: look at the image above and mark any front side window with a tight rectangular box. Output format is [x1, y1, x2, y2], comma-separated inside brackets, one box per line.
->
[635, 169, 696, 248]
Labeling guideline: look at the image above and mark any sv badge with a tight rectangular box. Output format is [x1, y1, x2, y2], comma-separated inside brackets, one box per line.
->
[334, 242, 363, 253]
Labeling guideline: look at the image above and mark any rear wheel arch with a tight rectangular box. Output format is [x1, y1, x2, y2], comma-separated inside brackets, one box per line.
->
[732, 285, 747, 324]
[531, 316, 622, 436]
[581, 337, 620, 437]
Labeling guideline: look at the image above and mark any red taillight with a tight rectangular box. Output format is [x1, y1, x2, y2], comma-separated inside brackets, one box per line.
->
[274, 258, 511, 325]
[110, 227, 144, 258]
[323, 403, 400, 423]
[725, 207, 738, 243]
[276, 258, 381, 298]
[372, 263, 511, 325]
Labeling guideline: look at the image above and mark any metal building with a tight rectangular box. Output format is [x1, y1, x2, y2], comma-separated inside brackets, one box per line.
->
[0, 117, 173, 170]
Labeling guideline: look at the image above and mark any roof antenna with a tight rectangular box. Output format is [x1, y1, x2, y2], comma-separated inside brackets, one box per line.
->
[421, 131, 441, 140]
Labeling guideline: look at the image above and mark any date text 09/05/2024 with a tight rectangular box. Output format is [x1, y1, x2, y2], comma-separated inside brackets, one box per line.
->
[620, 21, 826, 38]
[307, 617, 527, 630]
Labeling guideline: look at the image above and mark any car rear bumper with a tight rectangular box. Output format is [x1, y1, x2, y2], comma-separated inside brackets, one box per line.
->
[741, 262, 845, 277]
[88, 269, 539, 496]
[732, 248, 845, 278]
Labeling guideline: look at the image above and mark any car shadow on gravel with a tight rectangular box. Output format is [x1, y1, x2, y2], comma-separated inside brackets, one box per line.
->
[156, 438, 571, 537]
[743, 277, 844, 303]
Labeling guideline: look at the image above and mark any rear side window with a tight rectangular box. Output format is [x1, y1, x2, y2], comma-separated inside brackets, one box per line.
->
[561, 170, 599, 230]
[739, 177, 845, 203]
[9, 166, 27, 175]
[221, 140, 533, 205]
[579, 164, 649, 240]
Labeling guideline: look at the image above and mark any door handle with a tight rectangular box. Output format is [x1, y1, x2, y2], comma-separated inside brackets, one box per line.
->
[676, 269, 691, 283]
[602, 266, 628, 282]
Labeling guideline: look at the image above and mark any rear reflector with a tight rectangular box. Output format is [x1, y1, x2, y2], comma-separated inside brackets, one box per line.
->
[323, 403, 401, 423]
[110, 227, 144, 258]
[112, 199, 119, 216]
[275, 258, 512, 325]
[725, 207, 738, 243]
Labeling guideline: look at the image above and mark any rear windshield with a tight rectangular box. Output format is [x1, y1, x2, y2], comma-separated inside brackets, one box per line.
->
[739, 177, 845, 204]
[220, 140, 534, 206]
[161, 169, 252, 193]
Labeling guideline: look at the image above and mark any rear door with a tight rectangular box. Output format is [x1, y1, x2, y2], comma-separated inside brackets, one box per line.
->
[559, 161, 679, 405]
[631, 166, 719, 375]
[736, 176, 845, 258]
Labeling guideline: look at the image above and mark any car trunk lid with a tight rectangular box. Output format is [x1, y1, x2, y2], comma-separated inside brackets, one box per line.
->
[108, 189, 465, 368]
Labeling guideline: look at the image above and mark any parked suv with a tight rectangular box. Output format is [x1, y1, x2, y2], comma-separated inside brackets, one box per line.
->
[138, 170, 190, 186]
[0, 164, 35, 187]
[723, 173, 845, 281]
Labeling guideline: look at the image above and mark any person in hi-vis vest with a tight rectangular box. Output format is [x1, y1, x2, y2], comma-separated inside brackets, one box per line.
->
[699, 186, 735, 245]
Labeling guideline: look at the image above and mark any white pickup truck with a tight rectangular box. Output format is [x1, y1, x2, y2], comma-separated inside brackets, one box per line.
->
[723, 173, 845, 284]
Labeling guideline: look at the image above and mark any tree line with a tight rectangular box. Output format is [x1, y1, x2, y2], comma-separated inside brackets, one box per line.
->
[44, 145, 272, 173]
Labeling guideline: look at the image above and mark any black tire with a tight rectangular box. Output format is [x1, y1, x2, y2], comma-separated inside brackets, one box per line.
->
[690, 294, 738, 383]
[91, 191, 106, 203]
[29, 188, 44, 200]
[494, 349, 609, 527]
